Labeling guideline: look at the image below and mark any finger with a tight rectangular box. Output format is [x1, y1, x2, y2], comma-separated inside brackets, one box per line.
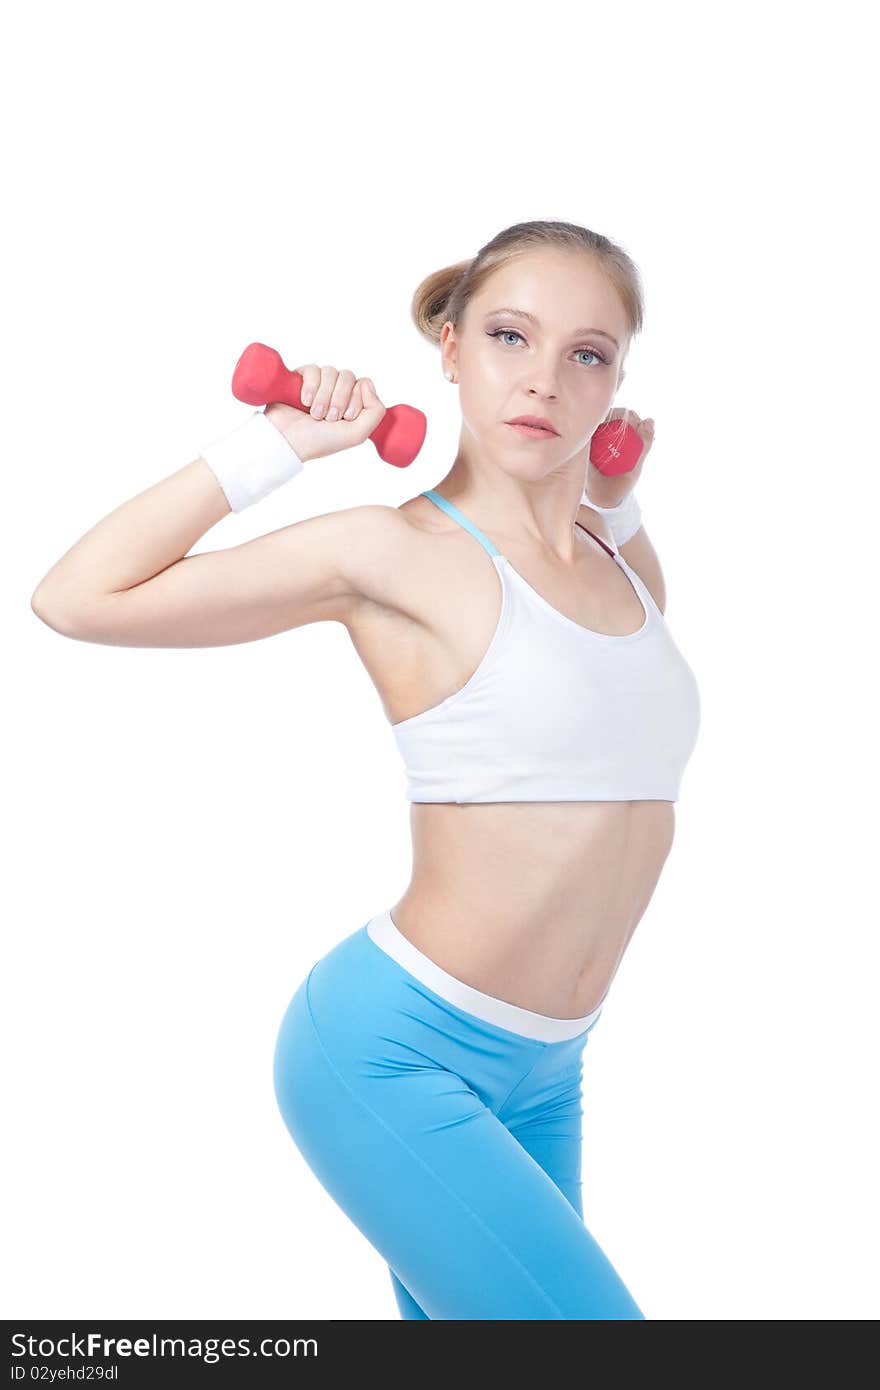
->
[324, 368, 357, 421]
[310, 365, 340, 418]
[361, 378, 385, 411]
[294, 364, 321, 408]
[343, 379, 366, 420]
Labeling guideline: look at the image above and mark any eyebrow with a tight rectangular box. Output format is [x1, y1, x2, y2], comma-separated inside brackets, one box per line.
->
[483, 306, 619, 350]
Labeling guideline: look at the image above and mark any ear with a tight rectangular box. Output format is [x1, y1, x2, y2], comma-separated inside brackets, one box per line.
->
[439, 320, 457, 379]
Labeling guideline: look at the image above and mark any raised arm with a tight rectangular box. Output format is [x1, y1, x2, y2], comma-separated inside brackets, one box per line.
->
[30, 475, 403, 649]
[30, 367, 404, 646]
[579, 409, 666, 613]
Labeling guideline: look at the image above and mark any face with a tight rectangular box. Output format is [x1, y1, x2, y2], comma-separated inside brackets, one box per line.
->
[439, 249, 629, 479]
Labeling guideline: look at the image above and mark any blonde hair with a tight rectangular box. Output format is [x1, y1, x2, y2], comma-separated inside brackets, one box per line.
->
[410, 219, 644, 361]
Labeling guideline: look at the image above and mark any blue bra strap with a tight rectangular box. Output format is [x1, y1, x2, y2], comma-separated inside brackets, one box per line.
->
[421, 489, 501, 558]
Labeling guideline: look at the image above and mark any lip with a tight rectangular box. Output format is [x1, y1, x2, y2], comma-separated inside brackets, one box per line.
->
[505, 415, 559, 436]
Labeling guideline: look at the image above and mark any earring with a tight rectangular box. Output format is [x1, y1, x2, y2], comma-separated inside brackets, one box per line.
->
[445, 370, 454, 381]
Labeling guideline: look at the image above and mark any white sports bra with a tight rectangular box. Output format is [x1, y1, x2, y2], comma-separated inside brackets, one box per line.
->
[390, 489, 701, 804]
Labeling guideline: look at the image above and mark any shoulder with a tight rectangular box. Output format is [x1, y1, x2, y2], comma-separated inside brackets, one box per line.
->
[333, 500, 436, 614]
[337, 499, 431, 539]
[332, 500, 412, 568]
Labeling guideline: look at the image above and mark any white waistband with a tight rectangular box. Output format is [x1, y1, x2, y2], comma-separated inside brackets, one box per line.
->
[365, 908, 605, 1043]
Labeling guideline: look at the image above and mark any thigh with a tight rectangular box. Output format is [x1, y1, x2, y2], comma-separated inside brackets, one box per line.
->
[388, 1079, 585, 1320]
[388, 1268, 430, 1319]
[501, 1062, 588, 1217]
[273, 971, 644, 1320]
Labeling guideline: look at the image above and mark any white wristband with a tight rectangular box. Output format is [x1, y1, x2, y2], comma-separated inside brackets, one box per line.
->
[581, 487, 642, 547]
[200, 409, 305, 512]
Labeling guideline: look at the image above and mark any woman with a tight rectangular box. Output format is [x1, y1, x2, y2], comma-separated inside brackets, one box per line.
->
[31, 219, 701, 1320]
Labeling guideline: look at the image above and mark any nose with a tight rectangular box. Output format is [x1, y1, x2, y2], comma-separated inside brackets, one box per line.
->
[525, 363, 560, 399]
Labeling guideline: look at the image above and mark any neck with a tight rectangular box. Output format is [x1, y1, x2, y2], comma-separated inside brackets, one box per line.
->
[433, 455, 588, 560]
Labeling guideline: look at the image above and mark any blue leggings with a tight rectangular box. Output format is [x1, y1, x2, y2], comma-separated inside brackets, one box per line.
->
[272, 909, 645, 1320]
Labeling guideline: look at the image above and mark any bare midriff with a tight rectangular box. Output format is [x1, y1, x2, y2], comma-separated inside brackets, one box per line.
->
[390, 798, 675, 1019]
[348, 493, 679, 1022]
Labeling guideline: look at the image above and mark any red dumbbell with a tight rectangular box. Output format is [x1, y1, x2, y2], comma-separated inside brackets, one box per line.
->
[589, 418, 644, 477]
[231, 342, 426, 469]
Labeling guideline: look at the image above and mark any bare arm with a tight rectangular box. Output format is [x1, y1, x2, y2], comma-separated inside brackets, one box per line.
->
[31, 454, 233, 630]
[30, 438, 404, 648]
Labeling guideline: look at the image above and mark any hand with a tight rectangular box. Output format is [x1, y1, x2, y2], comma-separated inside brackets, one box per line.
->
[584, 408, 655, 508]
[264, 363, 386, 463]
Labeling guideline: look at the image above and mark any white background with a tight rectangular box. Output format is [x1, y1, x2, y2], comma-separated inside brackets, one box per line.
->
[4, 0, 877, 1321]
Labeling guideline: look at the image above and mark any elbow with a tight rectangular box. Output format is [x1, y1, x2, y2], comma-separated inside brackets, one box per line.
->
[30, 586, 83, 638]
[30, 585, 56, 625]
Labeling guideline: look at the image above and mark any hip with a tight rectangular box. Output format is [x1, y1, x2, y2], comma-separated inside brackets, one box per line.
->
[273, 914, 605, 1125]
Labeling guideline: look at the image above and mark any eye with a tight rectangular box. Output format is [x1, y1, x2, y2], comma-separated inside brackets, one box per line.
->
[486, 327, 609, 367]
